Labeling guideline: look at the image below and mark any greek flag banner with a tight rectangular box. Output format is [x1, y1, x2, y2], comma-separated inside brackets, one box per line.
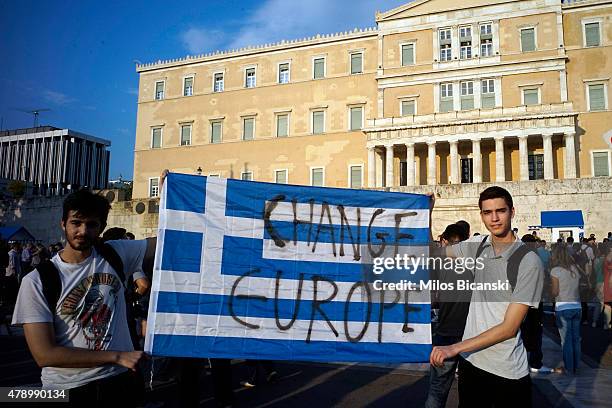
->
[144, 172, 432, 363]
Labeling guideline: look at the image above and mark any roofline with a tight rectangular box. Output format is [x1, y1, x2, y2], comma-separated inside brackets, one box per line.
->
[0, 127, 111, 146]
[136, 27, 378, 73]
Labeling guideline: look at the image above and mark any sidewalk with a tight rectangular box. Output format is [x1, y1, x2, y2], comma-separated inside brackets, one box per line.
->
[531, 332, 612, 408]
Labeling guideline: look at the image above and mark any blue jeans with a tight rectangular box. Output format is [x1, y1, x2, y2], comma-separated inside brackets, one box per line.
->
[425, 335, 461, 408]
[556, 308, 581, 374]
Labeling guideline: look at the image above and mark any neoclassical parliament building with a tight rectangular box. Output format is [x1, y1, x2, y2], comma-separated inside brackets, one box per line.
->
[132, 0, 611, 233]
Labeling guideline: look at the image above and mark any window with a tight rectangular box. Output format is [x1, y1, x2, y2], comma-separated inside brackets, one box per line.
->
[183, 76, 193, 96]
[459, 26, 472, 60]
[460, 81, 474, 110]
[349, 106, 363, 131]
[459, 26, 472, 39]
[440, 44, 452, 61]
[592, 151, 611, 177]
[584, 22, 601, 47]
[480, 23, 492, 36]
[241, 172, 253, 181]
[214, 73, 224, 92]
[401, 43, 415, 66]
[210, 121, 222, 143]
[313, 57, 325, 79]
[276, 113, 289, 137]
[151, 128, 162, 148]
[350, 165, 363, 188]
[155, 81, 164, 100]
[275, 169, 287, 184]
[523, 88, 539, 105]
[520, 28, 536, 52]
[481, 79, 496, 109]
[460, 43, 472, 60]
[587, 83, 606, 111]
[528, 154, 544, 180]
[243, 117, 255, 140]
[149, 178, 159, 197]
[245, 68, 256, 88]
[180, 124, 191, 146]
[439, 28, 451, 42]
[278, 63, 290, 84]
[440, 83, 454, 112]
[312, 110, 325, 134]
[350, 52, 363, 74]
[461, 158, 473, 183]
[480, 39, 493, 57]
[311, 168, 324, 187]
[401, 99, 416, 116]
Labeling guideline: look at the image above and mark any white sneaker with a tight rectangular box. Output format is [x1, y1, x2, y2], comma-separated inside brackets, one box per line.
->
[530, 366, 553, 373]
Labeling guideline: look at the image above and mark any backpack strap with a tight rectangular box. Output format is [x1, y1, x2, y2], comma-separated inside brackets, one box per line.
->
[465, 235, 489, 280]
[507, 244, 533, 292]
[95, 243, 125, 286]
[37, 260, 62, 315]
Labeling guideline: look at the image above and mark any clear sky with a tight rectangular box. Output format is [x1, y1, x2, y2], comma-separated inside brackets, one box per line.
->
[0, 0, 407, 180]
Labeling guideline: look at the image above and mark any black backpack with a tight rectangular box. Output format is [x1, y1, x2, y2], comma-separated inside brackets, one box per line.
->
[475, 235, 535, 292]
[37, 243, 140, 349]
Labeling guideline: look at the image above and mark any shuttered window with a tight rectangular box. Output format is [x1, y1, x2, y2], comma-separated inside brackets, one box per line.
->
[312, 111, 325, 134]
[313, 58, 325, 79]
[588, 84, 605, 111]
[243, 118, 254, 140]
[275, 170, 287, 184]
[401, 100, 416, 116]
[523, 88, 539, 105]
[311, 168, 324, 187]
[350, 107, 363, 130]
[180, 125, 191, 146]
[521, 28, 535, 52]
[593, 152, 610, 177]
[276, 114, 288, 137]
[350, 52, 363, 74]
[211, 121, 222, 143]
[401, 44, 414, 66]
[151, 128, 162, 148]
[585, 22, 600, 47]
[350, 166, 363, 188]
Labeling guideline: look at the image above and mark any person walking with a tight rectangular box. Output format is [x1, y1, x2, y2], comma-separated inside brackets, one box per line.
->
[550, 244, 582, 375]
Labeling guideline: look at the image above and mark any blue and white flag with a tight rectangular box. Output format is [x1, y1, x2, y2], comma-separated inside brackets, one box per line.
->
[145, 172, 432, 363]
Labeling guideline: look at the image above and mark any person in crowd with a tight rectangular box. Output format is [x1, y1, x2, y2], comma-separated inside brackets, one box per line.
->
[425, 222, 470, 408]
[7, 242, 21, 286]
[592, 243, 610, 329]
[11, 190, 154, 406]
[566, 237, 576, 256]
[520, 234, 553, 374]
[550, 244, 582, 375]
[455, 220, 470, 239]
[20, 242, 32, 278]
[126, 232, 135, 240]
[602, 244, 612, 330]
[430, 186, 543, 407]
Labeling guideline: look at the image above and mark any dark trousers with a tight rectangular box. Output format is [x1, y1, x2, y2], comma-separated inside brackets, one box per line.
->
[177, 358, 233, 408]
[425, 334, 462, 408]
[67, 370, 144, 408]
[458, 358, 532, 408]
[521, 303, 544, 369]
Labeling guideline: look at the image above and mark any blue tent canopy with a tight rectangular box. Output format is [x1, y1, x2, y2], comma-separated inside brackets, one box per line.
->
[0, 226, 36, 242]
[540, 210, 584, 228]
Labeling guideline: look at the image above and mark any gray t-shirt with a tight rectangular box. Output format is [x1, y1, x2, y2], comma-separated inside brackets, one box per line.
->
[12, 239, 147, 389]
[452, 234, 543, 379]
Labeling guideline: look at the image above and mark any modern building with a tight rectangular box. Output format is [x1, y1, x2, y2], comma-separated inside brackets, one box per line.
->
[0, 126, 111, 195]
[133, 0, 611, 199]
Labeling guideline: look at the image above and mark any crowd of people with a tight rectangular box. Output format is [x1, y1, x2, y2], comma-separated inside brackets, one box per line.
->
[1, 181, 611, 408]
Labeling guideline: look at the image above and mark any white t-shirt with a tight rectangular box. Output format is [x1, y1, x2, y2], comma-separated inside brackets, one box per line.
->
[452, 234, 543, 380]
[12, 239, 147, 389]
[550, 265, 581, 311]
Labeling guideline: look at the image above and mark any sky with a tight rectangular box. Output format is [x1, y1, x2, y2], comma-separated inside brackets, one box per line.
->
[0, 0, 408, 180]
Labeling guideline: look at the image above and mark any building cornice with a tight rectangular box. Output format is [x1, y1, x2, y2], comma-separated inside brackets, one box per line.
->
[561, 0, 612, 10]
[136, 27, 378, 73]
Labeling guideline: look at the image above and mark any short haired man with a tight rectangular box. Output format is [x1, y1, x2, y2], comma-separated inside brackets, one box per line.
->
[12, 190, 155, 405]
[429, 186, 543, 407]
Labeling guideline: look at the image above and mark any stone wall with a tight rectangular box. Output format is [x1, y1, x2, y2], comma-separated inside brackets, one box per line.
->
[1, 178, 610, 244]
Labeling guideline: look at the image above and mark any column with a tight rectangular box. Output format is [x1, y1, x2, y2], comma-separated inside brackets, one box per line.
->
[427, 141, 437, 186]
[543, 133, 554, 180]
[450, 140, 459, 184]
[385, 144, 394, 187]
[518, 135, 529, 181]
[495, 137, 506, 182]
[367, 146, 376, 187]
[405, 143, 415, 186]
[472, 138, 482, 183]
[564, 132, 577, 179]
